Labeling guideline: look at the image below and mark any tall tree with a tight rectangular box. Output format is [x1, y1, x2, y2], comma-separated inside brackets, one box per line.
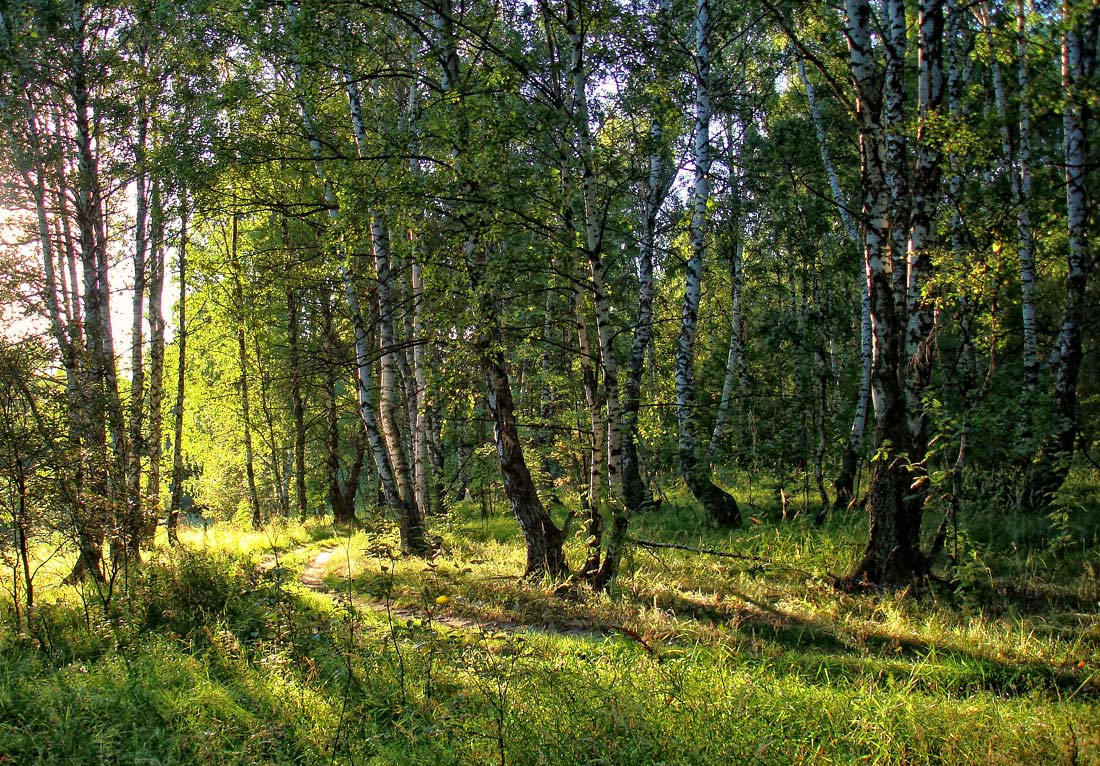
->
[842, 0, 947, 586]
[676, 0, 741, 527]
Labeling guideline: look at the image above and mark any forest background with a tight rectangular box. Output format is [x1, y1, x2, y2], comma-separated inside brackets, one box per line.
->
[0, 0, 1098, 764]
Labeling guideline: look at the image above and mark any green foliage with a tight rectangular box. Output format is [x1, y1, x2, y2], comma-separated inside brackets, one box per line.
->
[2, 497, 1100, 765]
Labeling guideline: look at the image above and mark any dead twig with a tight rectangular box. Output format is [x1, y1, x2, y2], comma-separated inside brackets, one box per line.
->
[628, 537, 820, 579]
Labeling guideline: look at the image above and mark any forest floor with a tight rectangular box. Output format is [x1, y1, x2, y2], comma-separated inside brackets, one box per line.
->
[2, 485, 1100, 765]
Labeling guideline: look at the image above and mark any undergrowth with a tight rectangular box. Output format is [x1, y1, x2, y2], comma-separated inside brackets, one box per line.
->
[0, 482, 1098, 765]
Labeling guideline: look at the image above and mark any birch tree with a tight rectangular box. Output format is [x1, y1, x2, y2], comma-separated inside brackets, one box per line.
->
[1026, 1, 1098, 507]
[677, 0, 741, 527]
[842, 0, 947, 586]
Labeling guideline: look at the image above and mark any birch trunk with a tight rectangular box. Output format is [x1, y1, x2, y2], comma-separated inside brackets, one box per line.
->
[124, 112, 148, 559]
[903, 0, 946, 468]
[621, 118, 666, 514]
[168, 198, 188, 545]
[677, 0, 740, 527]
[404, 46, 437, 518]
[1027, 2, 1096, 506]
[561, 0, 630, 583]
[797, 53, 873, 512]
[369, 218, 417, 512]
[981, 1, 1039, 394]
[343, 66, 428, 543]
[883, 0, 910, 313]
[289, 45, 427, 552]
[145, 180, 167, 541]
[71, 22, 124, 579]
[575, 285, 606, 577]
[435, 0, 566, 575]
[843, 0, 932, 586]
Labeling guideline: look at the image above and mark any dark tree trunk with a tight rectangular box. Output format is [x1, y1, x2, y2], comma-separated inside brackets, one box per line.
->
[284, 225, 307, 519]
[480, 336, 567, 577]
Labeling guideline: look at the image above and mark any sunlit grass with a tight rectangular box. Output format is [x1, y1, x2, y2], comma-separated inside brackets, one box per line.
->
[1, 480, 1098, 765]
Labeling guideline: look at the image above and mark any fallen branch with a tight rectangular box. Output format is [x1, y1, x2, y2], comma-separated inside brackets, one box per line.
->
[629, 537, 771, 563]
[628, 537, 821, 580]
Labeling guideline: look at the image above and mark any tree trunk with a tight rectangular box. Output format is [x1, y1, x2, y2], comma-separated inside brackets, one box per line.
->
[622, 117, 668, 514]
[677, 0, 740, 528]
[168, 198, 189, 546]
[843, 0, 945, 587]
[1026, 2, 1096, 507]
[981, 1, 1039, 396]
[796, 53, 872, 514]
[709, 222, 747, 460]
[255, 338, 287, 516]
[145, 179, 167, 542]
[283, 217, 308, 519]
[435, 0, 567, 576]
[231, 218, 263, 530]
[574, 285, 605, 577]
[479, 326, 568, 577]
[369, 216, 419, 516]
[289, 46, 429, 552]
[124, 111, 148, 560]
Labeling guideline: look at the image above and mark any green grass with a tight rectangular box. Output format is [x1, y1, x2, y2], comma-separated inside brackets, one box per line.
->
[1, 482, 1099, 765]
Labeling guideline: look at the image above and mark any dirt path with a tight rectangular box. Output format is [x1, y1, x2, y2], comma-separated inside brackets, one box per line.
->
[287, 546, 608, 641]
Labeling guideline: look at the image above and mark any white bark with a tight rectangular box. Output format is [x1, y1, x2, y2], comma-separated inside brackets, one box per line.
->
[565, 0, 623, 498]
[903, 0, 946, 447]
[1053, 0, 1095, 456]
[981, 0, 1038, 392]
[290, 55, 413, 537]
[677, 0, 714, 478]
[145, 179, 167, 533]
[675, 0, 739, 526]
[798, 52, 873, 499]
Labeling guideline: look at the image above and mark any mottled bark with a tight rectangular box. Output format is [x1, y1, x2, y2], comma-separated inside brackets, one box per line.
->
[842, 0, 946, 586]
[287, 37, 428, 551]
[677, 0, 740, 528]
[341, 65, 428, 548]
[575, 286, 605, 577]
[230, 218, 262, 530]
[981, 1, 1038, 394]
[368, 217, 418, 513]
[1026, 2, 1096, 507]
[145, 180, 167, 541]
[168, 200, 189, 546]
[480, 327, 568, 577]
[436, 0, 566, 576]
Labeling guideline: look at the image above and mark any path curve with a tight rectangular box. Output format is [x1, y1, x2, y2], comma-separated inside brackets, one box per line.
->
[291, 546, 609, 641]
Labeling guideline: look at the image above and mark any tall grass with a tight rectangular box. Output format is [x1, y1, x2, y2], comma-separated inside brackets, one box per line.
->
[1, 491, 1097, 765]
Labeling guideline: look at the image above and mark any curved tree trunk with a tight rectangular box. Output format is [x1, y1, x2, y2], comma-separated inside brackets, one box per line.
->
[677, 0, 740, 528]
[436, 0, 567, 576]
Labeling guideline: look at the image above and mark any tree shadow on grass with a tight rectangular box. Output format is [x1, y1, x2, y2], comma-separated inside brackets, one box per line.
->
[647, 585, 1099, 702]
